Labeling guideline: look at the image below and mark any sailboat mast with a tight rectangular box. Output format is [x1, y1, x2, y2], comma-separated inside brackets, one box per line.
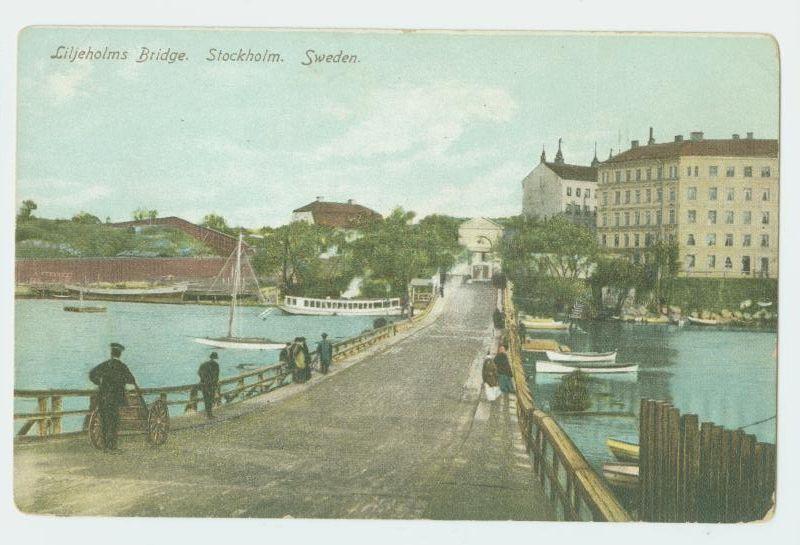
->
[227, 233, 243, 338]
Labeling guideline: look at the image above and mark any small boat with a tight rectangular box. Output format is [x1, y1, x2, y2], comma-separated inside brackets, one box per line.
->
[757, 301, 773, 308]
[643, 315, 670, 325]
[602, 462, 639, 489]
[606, 437, 640, 462]
[193, 233, 283, 350]
[522, 339, 569, 353]
[545, 349, 617, 364]
[63, 290, 106, 313]
[687, 316, 719, 326]
[536, 361, 637, 374]
[65, 283, 188, 296]
[521, 318, 569, 330]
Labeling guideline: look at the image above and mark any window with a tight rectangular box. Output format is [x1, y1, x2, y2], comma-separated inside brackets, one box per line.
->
[634, 190, 641, 203]
[657, 167, 663, 180]
[726, 166, 735, 177]
[634, 233, 640, 247]
[656, 210, 663, 225]
[743, 234, 751, 247]
[744, 188, 752, 201]
[708, 187, 718, 200]
[586, 188, 591, 198]
[669, 209, 676, 224]
[762, 188, 770, 201]
[694, 166, 699, 176]
[742, 211, 752, 225]
[670, 166, 678, 179]
[646, 168, 652, 181]
[686, 166, 692, 177]
[634, 211, 640, 225]
[576, 188, 581, 197]
[624, 234, 630, 247]
[708, 255, 716, 269]
[602, 192, 608, 205]
[646, 189, 652, 203]
[744, 166, 753, 177]
[726, 188, 735, 201]
[566, 186, 572, 196]
[708, 210, 717, 224]
[761, 257, 769, 276]
[742, 256, 751, 273]
[615, 191, 621, 204]
[686, 254, 696, 269]
[645, 211, 652, 225]
[615, 170, 622, 183]
[669, 188, 676, 202]
[614, 213, 620, 226]
[636, 169, 641, 181]
[725, 234, 733, 247]
[687, 234, 696, 246]
[601, 234, 607, 246]
[762, 212, 770, 225]
[624, 212, 630, 226]
[625, 190, 631, 204]
[687, 210, 696, 223]
[761, 234, 769, 248]
[645, 233, 654, 246]
[687, 187, 697, 200]
[761, 166, 771, 177]
[602, 214, 608, 227]
[709, 166, 718, 177]
[657, 188, 663, 202]
[614, 235, 620, 248]
[706, 233, 716, 246]
[725, 211, 734, 224]
[626, 170, 632, 182]
[725, 257, 733, 270]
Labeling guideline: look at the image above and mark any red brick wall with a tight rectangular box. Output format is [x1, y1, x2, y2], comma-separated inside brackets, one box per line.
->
[16, 257, 227, 284]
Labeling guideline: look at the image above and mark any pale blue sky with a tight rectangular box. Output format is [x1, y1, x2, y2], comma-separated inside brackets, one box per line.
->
[16, 28, 779, 226]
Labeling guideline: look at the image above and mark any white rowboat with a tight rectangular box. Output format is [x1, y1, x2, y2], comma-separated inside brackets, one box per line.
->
[687, 316, 719, 326]
[602, 462, 639, 489]
[194, 336, 285, 351]
[535, 361, 637, 374]
[545, 349, 617, 364]
[66, 283, 188, 296]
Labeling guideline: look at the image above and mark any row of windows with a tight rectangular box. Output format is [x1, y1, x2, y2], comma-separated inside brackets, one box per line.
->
[565, 187, 592, 198]
[602, 187, 675, 206]
[600, 232, 676, 248]
[685, 255, 769, 274]
[686, 186, 770, 202]
[686, 233, 769, 248]
[284, 297, 400, 310]
[602, 209, 676, 227]
[601, 165, 772, 184]
[687, 210, 770, 225]
[565, 203, 598, 215]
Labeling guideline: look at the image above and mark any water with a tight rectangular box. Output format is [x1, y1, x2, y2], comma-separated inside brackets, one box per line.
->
[15, 299, 382, 431]
[526, 321, 777, 476]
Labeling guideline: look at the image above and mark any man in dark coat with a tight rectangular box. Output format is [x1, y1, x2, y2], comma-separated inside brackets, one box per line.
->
[198, 352, 220, 418]
[89, 342, 136, 451]
[494, 345, 514, 396]
[316, 333, 333, 374]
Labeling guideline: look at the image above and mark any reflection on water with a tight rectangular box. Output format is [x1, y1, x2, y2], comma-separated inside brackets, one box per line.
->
[527, 321, 777, 474]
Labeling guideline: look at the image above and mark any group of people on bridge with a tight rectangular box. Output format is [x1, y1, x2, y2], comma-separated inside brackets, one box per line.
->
[88, 332, 336, 452]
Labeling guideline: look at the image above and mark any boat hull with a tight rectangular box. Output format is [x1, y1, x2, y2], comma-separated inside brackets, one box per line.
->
[66, 283, 188, 296]
[545, 349, 617, 364]
[606, 438, 640, 462]
[535, 361, 637, 374]
[521, 320, 569, 330]
[193, 337, 285, 350]
[602, 462, 639, 489]
[63, 306, 106, 313]
[279, 295, 403, 316]
[687, 316, 719, 326]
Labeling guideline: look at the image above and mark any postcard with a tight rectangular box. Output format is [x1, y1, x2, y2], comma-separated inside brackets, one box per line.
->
[13, 26, 778, 524]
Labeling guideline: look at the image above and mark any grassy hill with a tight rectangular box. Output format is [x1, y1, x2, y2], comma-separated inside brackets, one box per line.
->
[16, 218, 217, 258]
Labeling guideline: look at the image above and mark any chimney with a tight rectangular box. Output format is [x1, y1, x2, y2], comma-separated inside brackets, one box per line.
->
[631, 140, 639, 149]
[316, 196, 324, 202]
[732, 133, 740, 140]
[648, 127, 655, 145]
[746, 132, 754, 139]
[674, 135, 684, 142]
[347, 198, 354, 205]
[690, 131, 704, 142]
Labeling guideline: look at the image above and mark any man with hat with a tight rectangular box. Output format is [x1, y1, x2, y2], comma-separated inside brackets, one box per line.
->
[316, 332, 333, 375]
[89, 342, 137, 451]
[198, 352, 220, 419]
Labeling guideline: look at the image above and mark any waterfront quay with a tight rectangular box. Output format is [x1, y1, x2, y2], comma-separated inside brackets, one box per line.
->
[14, 283, 555, 520]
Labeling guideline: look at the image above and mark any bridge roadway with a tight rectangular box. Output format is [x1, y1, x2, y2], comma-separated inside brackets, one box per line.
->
[14, 282, 553, 520]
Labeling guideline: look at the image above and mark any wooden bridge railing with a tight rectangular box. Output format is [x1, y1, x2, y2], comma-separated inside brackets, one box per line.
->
[502, 283, 631, 522]
[638, 399, 776, 522]
[14, 296, 439, 439]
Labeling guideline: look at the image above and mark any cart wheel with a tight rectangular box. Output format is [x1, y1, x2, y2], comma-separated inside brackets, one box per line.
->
[88, 409, 104, 450]
[147, 399, 169, 445]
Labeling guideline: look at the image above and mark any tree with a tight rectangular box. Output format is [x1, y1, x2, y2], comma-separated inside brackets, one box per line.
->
[148, 210, 158, 222]
[590, 256, 647, 314]
[418, 214, 463, 274]
[71, 211, 102, 224]
[17, 200, 37, 222]
[643, 240, 680, 308]
[201, 213, 230, 233]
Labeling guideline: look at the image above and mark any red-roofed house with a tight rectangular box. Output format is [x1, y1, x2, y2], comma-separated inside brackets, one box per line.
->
[291, 198, 382, 231]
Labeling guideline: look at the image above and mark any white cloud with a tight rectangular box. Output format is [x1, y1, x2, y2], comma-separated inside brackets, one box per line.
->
[17, 177, 111, 215]
[44, 62, 93, 103]
[312, 82, 517, 161]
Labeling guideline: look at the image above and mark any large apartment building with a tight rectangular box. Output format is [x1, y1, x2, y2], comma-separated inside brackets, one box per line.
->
[596, 129, 779, 278]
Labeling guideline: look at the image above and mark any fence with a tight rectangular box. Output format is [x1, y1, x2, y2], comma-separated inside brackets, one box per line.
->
[502, 283, 630, 522]
[15, 295, 439, 440]
[638, 399, 776, 522]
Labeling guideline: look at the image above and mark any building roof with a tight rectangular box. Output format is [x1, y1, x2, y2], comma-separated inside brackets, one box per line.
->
[603, 138, 779, 164]
[293, 200, 382, 229]
[545, 162, 597, 182]
[460, 217, 504, 230]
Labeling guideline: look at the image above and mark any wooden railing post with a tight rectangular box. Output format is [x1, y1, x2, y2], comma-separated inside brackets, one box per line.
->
[37, 397, 47, 436]
[51, 395, 62, 435]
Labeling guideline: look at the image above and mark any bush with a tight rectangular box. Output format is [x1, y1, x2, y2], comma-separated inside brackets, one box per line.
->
[553, 371, 591, 412]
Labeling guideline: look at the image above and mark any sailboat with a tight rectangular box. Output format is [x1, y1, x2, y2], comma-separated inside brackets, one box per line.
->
[193, 233, 285, 350]
[63, 289, 106, 313]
